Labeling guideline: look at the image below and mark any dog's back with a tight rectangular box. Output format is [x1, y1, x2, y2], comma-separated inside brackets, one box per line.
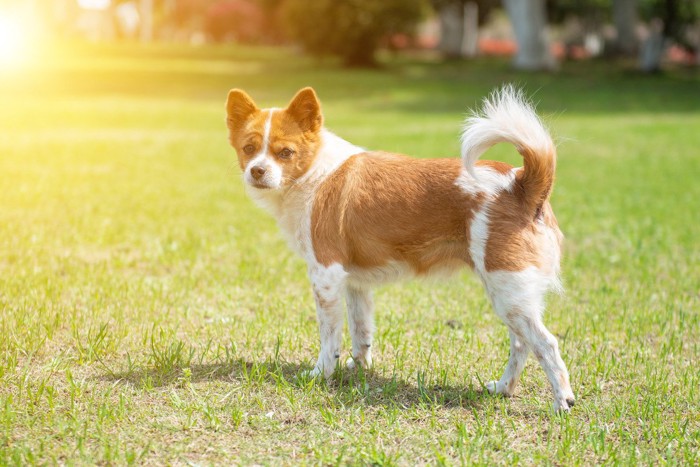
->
[310, 86, 563, 288]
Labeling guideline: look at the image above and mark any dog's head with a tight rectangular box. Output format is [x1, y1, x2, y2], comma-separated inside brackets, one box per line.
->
[226, 87, 323, 190]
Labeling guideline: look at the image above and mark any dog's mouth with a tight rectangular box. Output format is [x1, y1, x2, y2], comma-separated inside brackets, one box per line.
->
[249, 181, 274, 190]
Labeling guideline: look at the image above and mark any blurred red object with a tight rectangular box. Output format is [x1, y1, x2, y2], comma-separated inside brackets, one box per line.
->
[205, 0, 265, 43]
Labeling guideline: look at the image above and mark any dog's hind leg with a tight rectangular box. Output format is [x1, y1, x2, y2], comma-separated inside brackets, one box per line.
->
[307, 263, 348, 379]
[345, 286, 374, 370]
[484, 269, 575, 412]
[486, 329, 529, 397]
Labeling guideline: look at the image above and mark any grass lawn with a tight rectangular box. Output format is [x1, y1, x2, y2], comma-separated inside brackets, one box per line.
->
[1, 43, 699, 464]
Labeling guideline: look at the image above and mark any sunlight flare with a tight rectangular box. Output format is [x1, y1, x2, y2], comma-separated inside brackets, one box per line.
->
[0, 9, 31, 68]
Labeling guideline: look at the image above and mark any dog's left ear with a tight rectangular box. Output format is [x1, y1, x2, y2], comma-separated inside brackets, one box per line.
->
[286, 87, 323, 133]
[226, 89, 258, 130]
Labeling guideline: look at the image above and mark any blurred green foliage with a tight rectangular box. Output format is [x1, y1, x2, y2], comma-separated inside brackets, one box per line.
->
[280, 0, 427, 67]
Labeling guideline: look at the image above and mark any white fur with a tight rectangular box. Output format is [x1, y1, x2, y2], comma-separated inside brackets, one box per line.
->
[460, 85, 553, 180]
[455, 166, 518, 198]
[346, 286, 374, 369]
[243, 153, 284, 189]
[306, 263, 348, 378]
[301, 130, 365, 185]
[469, 204, 491, 277]
[481, 268, 573, 412]
[262, 108, 277, 153]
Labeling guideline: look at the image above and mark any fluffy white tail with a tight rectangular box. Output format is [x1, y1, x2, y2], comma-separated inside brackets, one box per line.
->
[461, 85, 557, 213]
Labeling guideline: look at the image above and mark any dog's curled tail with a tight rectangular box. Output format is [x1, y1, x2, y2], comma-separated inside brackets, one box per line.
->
[461, 85, 556, 214]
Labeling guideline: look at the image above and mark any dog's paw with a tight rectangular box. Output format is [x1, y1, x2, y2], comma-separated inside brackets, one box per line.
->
[485, 379, 520, 397]
[346, 358, 357, 370]
[300, 366, 323, 380]
[485, 380, 500, 395]
[485, 380, 513, 397]
[346, 354, 372, 371]
[553, 392, 576, 413]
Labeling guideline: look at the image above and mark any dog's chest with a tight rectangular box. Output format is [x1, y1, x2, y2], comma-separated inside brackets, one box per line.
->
[276, 189, 316, 262]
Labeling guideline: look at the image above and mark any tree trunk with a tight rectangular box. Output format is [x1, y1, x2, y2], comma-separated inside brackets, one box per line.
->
[438, 1, 464, 59]
[503, 0, 556, 70]
[462, 2, 479, 58]
[613, 0, 638, 56]
[639, 18, 665, 73]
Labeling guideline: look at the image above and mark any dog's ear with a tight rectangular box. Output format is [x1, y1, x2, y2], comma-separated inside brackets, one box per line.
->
[286, 87, 323, 133]
[226, 89, 258, 130]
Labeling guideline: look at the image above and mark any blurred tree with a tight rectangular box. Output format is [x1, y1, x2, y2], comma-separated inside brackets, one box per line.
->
[204, 0, 265, 43]
[547, 0, 609, 26]
[503, 0, 556, 70]
[430, 0, 498, 59]
[613, 0, 639, 56]
[280, 0, 426, 67]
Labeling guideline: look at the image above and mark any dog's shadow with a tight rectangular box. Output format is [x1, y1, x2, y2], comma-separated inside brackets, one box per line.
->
[101, 357, 490, 410]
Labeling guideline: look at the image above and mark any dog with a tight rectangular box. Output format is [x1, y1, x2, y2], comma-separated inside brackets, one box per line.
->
[225, 86, 575, 412]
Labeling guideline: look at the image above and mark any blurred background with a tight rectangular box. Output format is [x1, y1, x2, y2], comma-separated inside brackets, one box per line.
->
[1, 0, 699, 71]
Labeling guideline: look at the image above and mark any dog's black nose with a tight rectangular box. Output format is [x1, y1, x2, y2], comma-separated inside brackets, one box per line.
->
[251, 166, 266, 180]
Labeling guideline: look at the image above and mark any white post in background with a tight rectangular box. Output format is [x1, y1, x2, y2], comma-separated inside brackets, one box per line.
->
[462, 2, 478, 57]
[503, 0, 556, 70]
[140, 0, 153, 42]
[613, 0, 639, 55]
[438, 1, 464, 58]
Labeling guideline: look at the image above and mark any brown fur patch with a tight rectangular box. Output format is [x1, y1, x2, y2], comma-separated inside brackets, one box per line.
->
[484, 186, 543, 271]
[476, 160, 563, 272]
[476, 159, 513, 174]
[230, 110, 268, 170]
[226, 89, 258, 134]
[484, 192, 562, 272]
[267, 110, 321, 184]
[311, 152, 480, 274]
[516, 145, 556, 214]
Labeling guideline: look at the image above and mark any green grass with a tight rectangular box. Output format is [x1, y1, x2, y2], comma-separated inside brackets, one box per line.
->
[1, 43, 699, 464]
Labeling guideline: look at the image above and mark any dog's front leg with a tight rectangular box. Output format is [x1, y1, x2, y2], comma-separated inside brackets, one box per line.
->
[307, 264, 348, 379]
[346, 286, 374, 370]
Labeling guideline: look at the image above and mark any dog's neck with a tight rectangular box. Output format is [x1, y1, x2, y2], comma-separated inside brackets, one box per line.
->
[303, 130, 364, 184]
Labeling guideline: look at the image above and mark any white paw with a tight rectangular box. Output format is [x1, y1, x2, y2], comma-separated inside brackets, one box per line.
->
[485, 380, 500, 395]
[301, 366, 323, 380]
[303, 359, 338, 379]
[553, 393, 576, 413]
[346, 354, 372, 371]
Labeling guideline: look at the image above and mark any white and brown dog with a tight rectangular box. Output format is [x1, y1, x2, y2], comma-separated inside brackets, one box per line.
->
[225, 86, 575, 411]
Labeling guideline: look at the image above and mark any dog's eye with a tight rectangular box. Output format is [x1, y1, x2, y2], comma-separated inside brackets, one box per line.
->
[243, 144, 255, 155]
[278, 148, 294, 160]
